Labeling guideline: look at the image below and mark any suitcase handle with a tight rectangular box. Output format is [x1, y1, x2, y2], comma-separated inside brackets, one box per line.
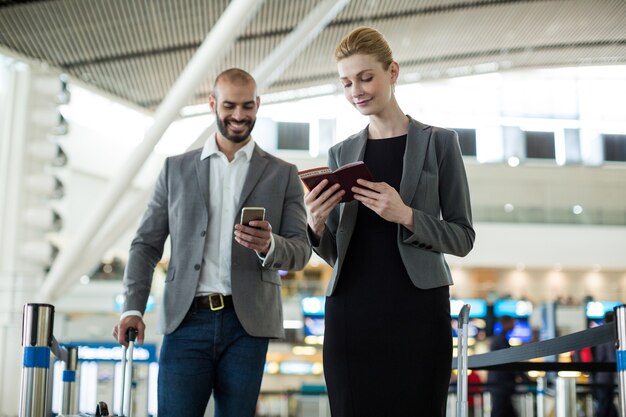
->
[125, 327, 137, 343]
[119, 327, 136, 416]
[95, 401, 110, 416]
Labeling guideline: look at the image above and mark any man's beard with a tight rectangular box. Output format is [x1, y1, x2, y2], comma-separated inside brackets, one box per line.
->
[216, 111, 256, 143]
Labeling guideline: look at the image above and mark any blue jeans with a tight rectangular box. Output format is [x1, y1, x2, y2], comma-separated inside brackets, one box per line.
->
[157, 307, 269, 417]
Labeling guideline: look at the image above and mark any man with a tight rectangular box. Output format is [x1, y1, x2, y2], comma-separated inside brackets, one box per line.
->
[487, 315, 520, 417]
[113, 68, 311, 417]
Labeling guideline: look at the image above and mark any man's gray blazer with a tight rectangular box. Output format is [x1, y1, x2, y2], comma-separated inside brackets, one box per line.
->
[123, 143, 311, 338]
[310, 116, 475, 295]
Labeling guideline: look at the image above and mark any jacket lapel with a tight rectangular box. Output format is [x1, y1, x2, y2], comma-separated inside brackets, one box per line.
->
[399, 117, 431, 204]
[195, 153, 211, 212]
[237, 144, 268, 211]
[338, 127, 368, 226]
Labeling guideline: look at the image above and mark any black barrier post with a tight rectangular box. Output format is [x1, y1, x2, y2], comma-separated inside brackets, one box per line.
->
[615, 305, 626, 415]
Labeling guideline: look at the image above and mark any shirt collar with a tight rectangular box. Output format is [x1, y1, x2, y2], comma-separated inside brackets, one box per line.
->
[201, 133, 255, 161]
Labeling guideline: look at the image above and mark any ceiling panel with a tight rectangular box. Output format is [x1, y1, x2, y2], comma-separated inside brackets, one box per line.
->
[1, 0, 624, 110]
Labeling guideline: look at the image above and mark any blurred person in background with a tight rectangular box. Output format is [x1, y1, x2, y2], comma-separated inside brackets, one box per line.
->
[592, 311, 618, 417]
[487, 315, 522, 417]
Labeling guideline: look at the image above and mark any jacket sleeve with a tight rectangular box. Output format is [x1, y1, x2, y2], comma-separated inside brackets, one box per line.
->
[307, 148, 340, 266]
[264, 164, 312, 271]
[401, 131, 475, 257]
[122, 158, 170, 314]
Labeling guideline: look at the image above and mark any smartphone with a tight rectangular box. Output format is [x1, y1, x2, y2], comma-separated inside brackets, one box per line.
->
[240, 207, 265, 226]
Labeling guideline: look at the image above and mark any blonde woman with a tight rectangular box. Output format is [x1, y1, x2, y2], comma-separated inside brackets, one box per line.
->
[305, 27, 475, 416]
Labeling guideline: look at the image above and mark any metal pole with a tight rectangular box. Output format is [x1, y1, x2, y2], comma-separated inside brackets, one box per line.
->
[457, 304, 470, 417]
[555, 375, 576, 417]
[19, 303, 54, 417]
[615, 305, 626, 415]
[252, 0, 350, 87]
[60, 346, 78, 416]
[187, 0, 352, 151]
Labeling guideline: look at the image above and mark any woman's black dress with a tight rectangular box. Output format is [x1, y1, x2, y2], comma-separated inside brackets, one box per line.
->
[323, 135, 452, 417]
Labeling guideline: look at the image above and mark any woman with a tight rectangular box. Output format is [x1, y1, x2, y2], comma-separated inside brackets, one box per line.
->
[305, 27, 475, 416]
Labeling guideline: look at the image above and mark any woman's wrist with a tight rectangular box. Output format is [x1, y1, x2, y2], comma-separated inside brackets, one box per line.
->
[309, 221, 325, 239]
[401, 206, 414, 232]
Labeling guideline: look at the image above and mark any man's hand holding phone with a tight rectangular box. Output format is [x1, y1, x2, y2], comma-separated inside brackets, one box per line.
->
[235, 207, 272, 255]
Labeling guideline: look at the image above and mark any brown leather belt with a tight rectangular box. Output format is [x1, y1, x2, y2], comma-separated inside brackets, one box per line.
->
[193, 294, 233, 311]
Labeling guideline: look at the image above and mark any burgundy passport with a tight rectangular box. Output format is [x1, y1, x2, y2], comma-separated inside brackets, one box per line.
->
[298, 161, 373, 203]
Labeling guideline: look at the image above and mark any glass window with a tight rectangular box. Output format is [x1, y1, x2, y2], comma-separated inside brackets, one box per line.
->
[525, 131, 555, 159]
[453, 128, 477, 157]
[277, 122, 309, 151]
[603, 134, 626, 162]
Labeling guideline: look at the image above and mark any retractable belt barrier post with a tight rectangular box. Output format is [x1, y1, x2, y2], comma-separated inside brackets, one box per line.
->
[20, 303, 55, 417]
[536, 375, 545, 417]
[61, 346, 78, 416]
[555, 375, 576, 417]
[615, 305, 626, 416]
[456, 304, 470, 417]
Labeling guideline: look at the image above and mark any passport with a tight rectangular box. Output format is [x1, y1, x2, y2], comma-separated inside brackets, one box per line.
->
[298, 161, 373, 203]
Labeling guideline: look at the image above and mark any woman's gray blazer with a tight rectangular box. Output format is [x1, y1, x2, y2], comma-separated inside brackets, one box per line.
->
[310, 116, 475, 295]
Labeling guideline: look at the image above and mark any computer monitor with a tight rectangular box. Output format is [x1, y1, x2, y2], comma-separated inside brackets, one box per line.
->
[493, 320, 533, 343]
[585, 300, 623, 327]
[493, 299, 533, 318]
[585, 300, 622, 319]
[301, 296, 326, 337]
[450, 298, 488, 318]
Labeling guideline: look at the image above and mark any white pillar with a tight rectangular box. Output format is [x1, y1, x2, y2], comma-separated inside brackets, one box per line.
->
[0, 59, 50, 417]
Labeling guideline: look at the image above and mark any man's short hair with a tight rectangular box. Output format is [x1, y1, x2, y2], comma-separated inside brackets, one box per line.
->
[212, 68, 256, 97]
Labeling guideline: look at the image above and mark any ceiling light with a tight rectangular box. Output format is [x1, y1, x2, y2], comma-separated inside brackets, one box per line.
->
[507, 156, 520, 167]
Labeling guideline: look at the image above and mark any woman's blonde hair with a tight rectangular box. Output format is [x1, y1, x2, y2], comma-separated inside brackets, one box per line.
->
[335, 26, 393, 69]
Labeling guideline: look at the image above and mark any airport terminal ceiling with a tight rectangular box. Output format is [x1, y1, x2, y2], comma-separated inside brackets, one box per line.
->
[1, 0, 625, 110]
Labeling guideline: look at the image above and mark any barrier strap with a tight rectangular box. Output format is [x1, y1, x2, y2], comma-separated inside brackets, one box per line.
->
[452, 322, 615, 369]
[24, 346, 51, 368]
[472, 361, 616, 372]
[62, 370, 76, 382]
[51, 336, 68, 363]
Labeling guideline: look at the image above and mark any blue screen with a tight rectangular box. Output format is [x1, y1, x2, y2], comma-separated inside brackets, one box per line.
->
[303, 316, 325, 336]
[494, 299, 533, 318]
[493, 320, 532, 343]
[585, 301, 623, 319]
[301, 296, 325, 316]
[450, 299, 488, 318]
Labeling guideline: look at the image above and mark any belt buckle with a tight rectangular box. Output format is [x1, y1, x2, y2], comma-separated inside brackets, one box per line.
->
[209, 293, 225, 311]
